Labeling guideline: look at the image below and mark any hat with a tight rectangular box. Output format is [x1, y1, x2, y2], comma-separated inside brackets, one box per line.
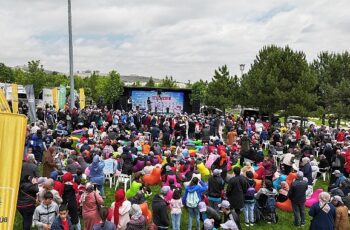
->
[220, 220, 237, 229]
[204, 219, 214, 230]
[333, 170, 341, 175]
[332, 195, 344, 204]
[218, 200, 230, 209]
[213, 169, 222, 176]
[160, 186, 170, 195]
[198, 201, 207, 212]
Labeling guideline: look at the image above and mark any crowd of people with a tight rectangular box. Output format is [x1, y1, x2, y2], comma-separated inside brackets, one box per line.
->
[17, 105, 350, 230]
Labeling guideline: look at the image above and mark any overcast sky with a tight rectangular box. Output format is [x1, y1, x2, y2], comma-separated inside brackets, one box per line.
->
[1, 0, 349, 82]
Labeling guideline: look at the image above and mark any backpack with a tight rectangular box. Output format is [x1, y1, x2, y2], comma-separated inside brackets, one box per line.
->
[265, 196, 276, 212]
[246, 183, 256, 199]
[186, 191, 199, 208]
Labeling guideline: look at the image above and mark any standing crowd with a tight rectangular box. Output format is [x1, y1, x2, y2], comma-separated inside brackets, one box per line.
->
[17, 105, 350, 230]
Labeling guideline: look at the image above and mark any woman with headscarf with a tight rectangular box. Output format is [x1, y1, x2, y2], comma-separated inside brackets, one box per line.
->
[114, 189, 131, 230]
[62, 172, 80, 228]
[81, 183, 104, 230]
[309, 192, 336, 230]
[43, 147, 56, 177]
[111, 189, 126, 227]
[126, 204, 146, 230]
[211, 151, 228, 181]
[89, 155, 105, 196]
[37, 178, 62, 205]
[17, 175, 39, 230]
[300, 157, 313, 185]
[331, 195, 350, 230]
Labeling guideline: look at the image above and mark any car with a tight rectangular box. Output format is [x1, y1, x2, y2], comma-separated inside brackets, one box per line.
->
[286, 116, 316, 127]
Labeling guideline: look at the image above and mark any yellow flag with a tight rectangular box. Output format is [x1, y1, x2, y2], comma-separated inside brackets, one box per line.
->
[11, 84, 18, 113]
[0, 113, 27, 229]
[52, 87, 59, 110]
[0, 90, 11, 113]
[79, 88, 85, 109]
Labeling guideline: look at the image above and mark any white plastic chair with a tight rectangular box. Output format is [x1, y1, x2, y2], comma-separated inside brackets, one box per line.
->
[115, 174, 132, 191]
[319, 167, 330, 181]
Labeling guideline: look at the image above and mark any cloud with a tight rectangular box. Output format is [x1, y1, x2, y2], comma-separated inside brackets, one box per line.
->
[0, 0, 350, 82]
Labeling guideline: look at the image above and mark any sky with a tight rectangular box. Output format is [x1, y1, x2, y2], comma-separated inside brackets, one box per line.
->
[0, 0, 350, 82]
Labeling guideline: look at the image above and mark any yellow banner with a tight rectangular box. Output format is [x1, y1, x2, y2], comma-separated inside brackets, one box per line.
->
[79, 88, 85, 109]
[0, 90, 10, 113]
[11, 84, 18, 114]
[0, 113, 27, 230]
[52, 87, 59, 110]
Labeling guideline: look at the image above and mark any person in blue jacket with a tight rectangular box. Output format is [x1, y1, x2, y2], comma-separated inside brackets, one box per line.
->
[309, 192, 336, 230]
[89, 155, 105, 196]
[182, 177, 208, 230]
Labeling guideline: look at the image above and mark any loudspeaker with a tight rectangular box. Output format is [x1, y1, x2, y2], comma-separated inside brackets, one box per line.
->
[192, 100, 200, 114]
[166, 107, 170, 113]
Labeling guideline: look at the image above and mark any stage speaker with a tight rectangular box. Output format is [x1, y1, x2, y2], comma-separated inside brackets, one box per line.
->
[166, 107, 170, 113]
[192, 100, 200, 114]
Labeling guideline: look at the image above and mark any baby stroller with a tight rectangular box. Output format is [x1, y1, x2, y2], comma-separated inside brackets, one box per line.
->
[255, 194, 278, 224]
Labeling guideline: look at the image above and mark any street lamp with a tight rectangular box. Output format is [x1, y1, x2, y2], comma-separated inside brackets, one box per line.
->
[68, 0, 75, 109]
[240, 64, 245, 77]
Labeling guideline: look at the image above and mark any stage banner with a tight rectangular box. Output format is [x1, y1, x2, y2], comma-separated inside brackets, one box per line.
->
[24, 85, 37, 122]
[59, 85, 66, 109]
[79, 88, 85, 109]
[52, 87, 59, 110]
[11, 84, 18, 114]
[0, 90, 11, 113]
[0, 113, 27, 230]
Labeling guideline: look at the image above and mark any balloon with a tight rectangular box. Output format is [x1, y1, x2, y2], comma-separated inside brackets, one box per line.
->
[286, 172, 297, 187]
[254, 179, 262, 191]
[305, 189, 323, 208]
[231, 159, 241, 169]
[255, 167, 264, 180]
[126, 181, 142, 198]
[143, 167, 161, 186]
[197, 163, 210, 176]
[163, 174, 181, 188]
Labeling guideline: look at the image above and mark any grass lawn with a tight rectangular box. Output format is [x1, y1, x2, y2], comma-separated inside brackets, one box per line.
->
[14, 175, 331, 230]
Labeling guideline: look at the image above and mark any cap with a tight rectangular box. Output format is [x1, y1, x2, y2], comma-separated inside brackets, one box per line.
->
[160, 186, 170, 195]
[220, 220, 237, 229]
[198, 201, 207, 212]
[213, 169, 222, 176]
[218, 200, 230, 209]
[332, 195, 344, 204]
[333, 170, 341, 175]
[204, 219, 214, 230]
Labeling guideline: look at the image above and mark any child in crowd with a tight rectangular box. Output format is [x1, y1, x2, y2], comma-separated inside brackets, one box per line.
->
[51, 204, 73, 230]
[169, 189, 183, 230]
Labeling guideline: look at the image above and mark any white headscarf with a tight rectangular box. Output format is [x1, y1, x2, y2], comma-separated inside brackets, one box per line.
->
[319, 192, 331, 213]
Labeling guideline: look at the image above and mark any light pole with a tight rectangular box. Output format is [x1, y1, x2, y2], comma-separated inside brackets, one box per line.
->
[68, 0, 75, 109]
[240, 64, 245, 77]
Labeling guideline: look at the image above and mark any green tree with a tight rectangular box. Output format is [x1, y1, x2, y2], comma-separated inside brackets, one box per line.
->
[159, 75, 177, 88]
[132, 80, 142, 87]
[240, 45, 317, 122]
[145, 77, 155, 87]
[190, 80, 207, 105]
[311, 51, 350, 124]
[103, 70, 124, 105]
[0, 63, 14, 82]
[206, 65, 239, 113]
[27, 60, 47, 97]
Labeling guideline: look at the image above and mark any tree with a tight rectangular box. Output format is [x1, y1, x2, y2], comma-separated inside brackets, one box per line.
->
[159, 75, 177, 88]
[103, 70, 124, 105]
[132, 80, 142, 87]
[311, 51, 350, 124]
[190, 80, 207, 105]
[27, 60, 47, 97]
[0, 63, 14, 82]
[206, 65, 239, 113]
[240, 45, 317, 122]
[145, 77, 155, 87]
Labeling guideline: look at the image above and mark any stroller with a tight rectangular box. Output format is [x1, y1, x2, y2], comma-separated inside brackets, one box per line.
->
[255, 193, 278, 224]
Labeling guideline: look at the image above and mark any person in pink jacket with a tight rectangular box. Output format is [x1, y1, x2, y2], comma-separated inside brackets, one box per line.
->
[81, 183, 104, 230]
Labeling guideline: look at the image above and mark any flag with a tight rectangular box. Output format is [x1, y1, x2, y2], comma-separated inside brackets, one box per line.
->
[0, 113, 27, 229]
[79, 88, 85, 109]
[24, 85, 36, 122]
[11, 84, 18, 113]
[52, 87, 59, 110]
[59, 85, 66, 109]
[0, 90, 10, 113]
